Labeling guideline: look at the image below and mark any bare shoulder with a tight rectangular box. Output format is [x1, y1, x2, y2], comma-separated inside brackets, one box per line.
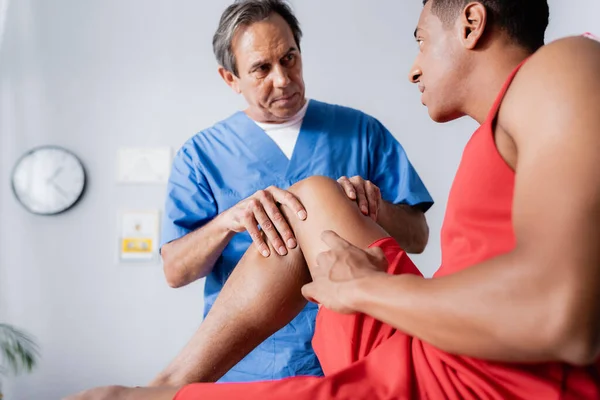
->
[500, 36, 600, 143]
[521, 36, 600, 78]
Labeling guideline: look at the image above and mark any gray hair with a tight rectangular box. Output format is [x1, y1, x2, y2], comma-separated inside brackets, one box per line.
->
[213, 0, 303, 76]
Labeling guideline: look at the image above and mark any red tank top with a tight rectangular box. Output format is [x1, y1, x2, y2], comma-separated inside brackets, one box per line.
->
[425, 61, 600, 399]
[438, 31, 600, 276]
[435, 65, 519, 278]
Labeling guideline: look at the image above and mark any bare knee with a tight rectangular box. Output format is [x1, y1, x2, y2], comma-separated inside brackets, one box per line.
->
[289, 175, 349, 205]
[284, 175, 388, 253]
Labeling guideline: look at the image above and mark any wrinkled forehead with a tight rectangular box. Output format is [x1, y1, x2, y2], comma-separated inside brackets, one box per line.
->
[232, 16, 297, 62]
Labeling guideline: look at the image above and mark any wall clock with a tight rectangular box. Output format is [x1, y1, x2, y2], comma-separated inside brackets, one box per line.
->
[11, 146, 86, 215]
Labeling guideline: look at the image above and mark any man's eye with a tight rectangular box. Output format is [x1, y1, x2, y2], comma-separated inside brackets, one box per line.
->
[253, 65, 269, 78]
[282, 54, 296, 66]
[253, 65, 269, 76]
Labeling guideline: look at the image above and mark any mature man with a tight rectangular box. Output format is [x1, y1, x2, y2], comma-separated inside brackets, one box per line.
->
[152, 0, 432, 385]
[67, 0, 600, 399]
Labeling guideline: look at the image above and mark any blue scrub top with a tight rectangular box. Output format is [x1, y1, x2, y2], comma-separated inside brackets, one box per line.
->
[162, 100, 433, 382]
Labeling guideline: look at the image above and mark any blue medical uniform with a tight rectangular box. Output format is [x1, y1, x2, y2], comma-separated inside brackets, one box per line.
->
[161, 100, 433, 382]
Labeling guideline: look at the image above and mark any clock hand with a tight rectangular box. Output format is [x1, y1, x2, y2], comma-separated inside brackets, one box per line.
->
[47, 166, 64, 183]
[50, 181, 69, 199]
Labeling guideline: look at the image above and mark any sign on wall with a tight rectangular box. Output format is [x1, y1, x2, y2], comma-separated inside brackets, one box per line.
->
[117, 147, 172, 184]
[119, 210, 160, 262]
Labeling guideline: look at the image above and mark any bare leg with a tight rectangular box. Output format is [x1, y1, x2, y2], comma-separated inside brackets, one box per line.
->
[63, 385, 181, 400]
[151, 235, 310, 385]
[150, 176, 389, 386]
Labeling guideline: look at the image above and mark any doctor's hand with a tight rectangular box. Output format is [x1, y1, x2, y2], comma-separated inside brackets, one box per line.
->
[337, 176, 382, 221]
[301, 231, 388, 314]
[225, 186, 307, 258]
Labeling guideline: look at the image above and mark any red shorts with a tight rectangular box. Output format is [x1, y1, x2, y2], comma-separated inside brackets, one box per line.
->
[174, 238, 600, 399]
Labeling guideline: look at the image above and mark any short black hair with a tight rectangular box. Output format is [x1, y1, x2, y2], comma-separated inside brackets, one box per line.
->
[213, 0, 302, 76]
[422, 0, 549, 52]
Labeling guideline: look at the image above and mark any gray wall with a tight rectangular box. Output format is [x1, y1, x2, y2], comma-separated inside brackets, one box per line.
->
[0, 1, 598, 398]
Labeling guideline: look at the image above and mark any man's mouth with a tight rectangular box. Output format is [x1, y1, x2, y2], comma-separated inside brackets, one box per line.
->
[273, 93, 297, 103]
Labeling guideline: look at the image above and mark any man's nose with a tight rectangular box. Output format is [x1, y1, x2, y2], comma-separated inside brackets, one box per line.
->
[408, 65, 422, 84]
[272, 65, 291, 88]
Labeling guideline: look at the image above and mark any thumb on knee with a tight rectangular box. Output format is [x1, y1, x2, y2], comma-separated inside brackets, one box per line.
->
[301, 283, 320, 305]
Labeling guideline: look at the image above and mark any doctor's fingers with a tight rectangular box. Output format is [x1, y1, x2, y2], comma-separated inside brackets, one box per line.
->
[364, 181, 381, 221]
[339, 176, 368, 216]
[255, 197, 296, 254]
[261, 201, 298, 251]
[253, 189, 297, 250]
[337, 176, 357, 200]
[243, 204, 286, 257]
[266, 186, 307, 220]
[350, 179, 370, 216]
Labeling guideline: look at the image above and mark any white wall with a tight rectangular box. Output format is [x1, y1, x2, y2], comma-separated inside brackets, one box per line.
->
[0, 1, 598, 398]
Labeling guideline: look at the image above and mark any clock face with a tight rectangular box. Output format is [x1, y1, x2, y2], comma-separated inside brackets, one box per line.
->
[11, 146, 86, 215]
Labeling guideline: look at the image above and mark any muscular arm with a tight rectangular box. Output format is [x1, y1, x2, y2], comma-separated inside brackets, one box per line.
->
[161, 214, 235, 288]
[348, 37, 600, 365]
[378, 202, 428, 254]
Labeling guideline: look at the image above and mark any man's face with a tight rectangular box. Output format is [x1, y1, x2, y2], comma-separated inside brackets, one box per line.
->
[228, 13, 305, 123]
[408, 2, 468, 122]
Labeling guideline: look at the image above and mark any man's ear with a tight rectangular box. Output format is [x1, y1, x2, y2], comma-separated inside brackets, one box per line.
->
[458, 2, 488, 50]
[218, 66, 241, 94]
